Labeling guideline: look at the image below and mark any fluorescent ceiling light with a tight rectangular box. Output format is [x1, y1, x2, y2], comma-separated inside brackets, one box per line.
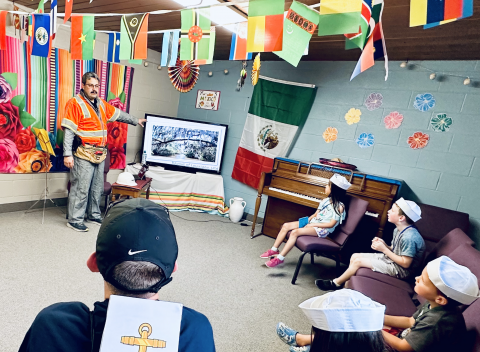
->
[172, 0, 247, 32]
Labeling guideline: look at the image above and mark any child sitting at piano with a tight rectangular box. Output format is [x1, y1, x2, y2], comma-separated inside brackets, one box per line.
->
[260, 174, 352, 268]
[315, 198, 425, 291]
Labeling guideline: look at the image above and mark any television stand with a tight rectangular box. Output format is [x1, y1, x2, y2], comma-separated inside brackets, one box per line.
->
[125, 164, 228, 216]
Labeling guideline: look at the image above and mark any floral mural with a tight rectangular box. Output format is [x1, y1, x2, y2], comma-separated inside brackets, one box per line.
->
[356, 132, 375, 148]
[430, 113, 452, 132]
[407, 132, 430, 149]
[322, 127, 338, 143]
[364, 93, 383, 111]
[413, 93, 436, 112]
[384, 111, 404, 129]
[345, 108, 362, 125]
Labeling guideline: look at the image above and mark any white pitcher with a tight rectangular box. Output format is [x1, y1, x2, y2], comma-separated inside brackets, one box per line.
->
[229, 197, 246, 223]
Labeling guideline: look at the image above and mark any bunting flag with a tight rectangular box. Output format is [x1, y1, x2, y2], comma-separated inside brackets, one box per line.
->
[0, 11, 7, 50]
[350, 0, 388, 81]
[413, 0, 474, 28]
[180, 9, 211, 60]
[71, 15, 94, 60]
[37, 0, 45, 14]
[13, 6, 22, 30]
[161, 30, 180, 66]
[119, 14, 149, 60]
[30, 14, 51, 57]
[274, 1, 319, 67]
[53, 23, 71, 50]
[318, 0, 362, 36]
[64, 0, 73, 23]
[50, 0, 58, 40]
[345, 0, 372, 50]
[193, 26, 215, 65]
[229, 22, 252, 61]
[247, 0, 284, 52]
[232, 76, 316, 189]
[107, 32, 121, 63]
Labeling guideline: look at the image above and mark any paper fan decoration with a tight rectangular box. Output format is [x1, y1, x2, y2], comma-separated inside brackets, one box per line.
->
[251, 53, 261, 86]
[168, 56, 200, 93]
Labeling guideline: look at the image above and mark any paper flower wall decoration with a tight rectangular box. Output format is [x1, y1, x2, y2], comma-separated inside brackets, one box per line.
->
[251, 53, 261, 86]
[408, 132, 429, 149]
[364, 93, 383, 111]
[384, 111, 404, 129]
[323, 127, 338, 143]
[430, 113, 453, 132]
[345, 108, 361, 125]
[168, 56, 200, 93]
[413, 93, 435, 112]
[356, 132, 375, 148]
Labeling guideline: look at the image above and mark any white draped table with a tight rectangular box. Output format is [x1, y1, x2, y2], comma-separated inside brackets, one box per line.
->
[125, 164, 228, 216]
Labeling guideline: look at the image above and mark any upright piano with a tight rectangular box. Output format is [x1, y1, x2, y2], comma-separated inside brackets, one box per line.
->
[251, 158, 403, 240]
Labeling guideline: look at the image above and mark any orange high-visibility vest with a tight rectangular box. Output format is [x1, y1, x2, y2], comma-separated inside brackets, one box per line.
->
[61, 94, 121, 147]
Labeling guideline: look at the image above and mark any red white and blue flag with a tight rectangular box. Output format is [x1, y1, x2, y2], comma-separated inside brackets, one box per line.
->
[50, 0, 57, 40]
[350, 0, 388, 81]
[229, 22, 252, 61]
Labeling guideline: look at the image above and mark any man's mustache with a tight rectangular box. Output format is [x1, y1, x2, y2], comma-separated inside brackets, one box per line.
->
[91, 91, 97, 94]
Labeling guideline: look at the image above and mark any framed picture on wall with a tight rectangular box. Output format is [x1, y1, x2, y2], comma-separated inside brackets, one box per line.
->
[196, 90, 220, 111]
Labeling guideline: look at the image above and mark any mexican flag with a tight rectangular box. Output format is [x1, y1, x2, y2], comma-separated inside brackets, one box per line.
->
[232, 76, 316, 189]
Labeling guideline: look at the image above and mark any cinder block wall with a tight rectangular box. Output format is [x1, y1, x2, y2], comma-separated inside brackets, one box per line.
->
[176, 60, 480, 246]
[0, 49, 180, 205]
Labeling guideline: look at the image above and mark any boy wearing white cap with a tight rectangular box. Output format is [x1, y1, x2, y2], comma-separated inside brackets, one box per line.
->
[260, 174, 351, 268]
[316, 198, 425, 291]
[276, 289, 387, 352]
[383, 256, 479, 352]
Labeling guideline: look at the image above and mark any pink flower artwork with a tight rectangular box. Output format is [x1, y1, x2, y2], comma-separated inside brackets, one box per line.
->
[384, 111, 404, 129]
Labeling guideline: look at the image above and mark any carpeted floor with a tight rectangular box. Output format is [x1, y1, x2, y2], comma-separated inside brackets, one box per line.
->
[0, 207, 340, 352]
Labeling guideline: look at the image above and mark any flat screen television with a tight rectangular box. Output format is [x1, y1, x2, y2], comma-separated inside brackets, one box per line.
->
[142, 114, 228, 174]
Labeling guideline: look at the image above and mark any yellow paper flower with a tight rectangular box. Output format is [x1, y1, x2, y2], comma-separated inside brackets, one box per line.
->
[345, 108, 362, 125]
[251, 53, 261, 86]
[322, 127, 338, 143]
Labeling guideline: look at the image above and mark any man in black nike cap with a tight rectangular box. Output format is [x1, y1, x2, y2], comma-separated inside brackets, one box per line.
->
[19, 198, 215, 352]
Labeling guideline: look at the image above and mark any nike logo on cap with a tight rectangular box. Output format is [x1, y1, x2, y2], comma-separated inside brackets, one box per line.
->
[128, 249, 147, 255]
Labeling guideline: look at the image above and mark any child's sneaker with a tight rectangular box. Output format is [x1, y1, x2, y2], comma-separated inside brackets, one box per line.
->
[290, 346, 310, 352]
[276, 322, 298, 346]
[265, 257, 284, 268]
[260, 249, 279, 258]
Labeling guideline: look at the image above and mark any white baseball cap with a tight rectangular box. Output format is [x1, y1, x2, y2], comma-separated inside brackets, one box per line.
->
[116, 172, 137, 186]
[396, 197, 421, 222]
[330, 174, 352, 191]
[299, 289, 385, 332]
[427, 256, 480, 305]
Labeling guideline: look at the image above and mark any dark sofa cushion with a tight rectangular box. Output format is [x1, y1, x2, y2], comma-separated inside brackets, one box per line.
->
[355, 268, 414, 295]
[415, 203, 469, 256]
[425, 228, 474, 263]
[346, 276, 417, 316]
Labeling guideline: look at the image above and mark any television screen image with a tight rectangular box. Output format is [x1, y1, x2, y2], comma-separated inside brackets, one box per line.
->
[142, 115, 228, 174]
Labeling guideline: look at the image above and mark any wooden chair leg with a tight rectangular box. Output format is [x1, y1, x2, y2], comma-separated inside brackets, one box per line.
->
[291, 251, 308, 285]
[310, 252, 315, 265]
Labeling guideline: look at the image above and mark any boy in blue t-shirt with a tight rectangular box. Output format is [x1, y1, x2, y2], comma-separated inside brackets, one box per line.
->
[316, 198, 425, 291]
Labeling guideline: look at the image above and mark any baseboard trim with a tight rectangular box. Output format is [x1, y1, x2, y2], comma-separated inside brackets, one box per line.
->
[0, 198, 68, 214]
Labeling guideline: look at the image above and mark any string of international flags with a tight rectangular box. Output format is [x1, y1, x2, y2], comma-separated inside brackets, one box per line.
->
[0, 0, 474, 81]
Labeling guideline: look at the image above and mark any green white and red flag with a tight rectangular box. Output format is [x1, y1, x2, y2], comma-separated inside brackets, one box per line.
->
[232, 76, 316, 189]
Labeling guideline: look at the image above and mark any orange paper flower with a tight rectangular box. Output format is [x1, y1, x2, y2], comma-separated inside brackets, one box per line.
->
[14, 149, 52, 173]
[323, 127, 338, 143]
[407, 132, 429, 149]
[345, 108, 361, 125]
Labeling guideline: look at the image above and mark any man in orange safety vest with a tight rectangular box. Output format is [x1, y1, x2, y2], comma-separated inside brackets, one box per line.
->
[61, 72, 147, 232]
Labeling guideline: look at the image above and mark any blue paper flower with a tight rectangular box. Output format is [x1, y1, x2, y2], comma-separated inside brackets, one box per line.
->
[356, 133, 375, 148]
[414, 93, 436, 112]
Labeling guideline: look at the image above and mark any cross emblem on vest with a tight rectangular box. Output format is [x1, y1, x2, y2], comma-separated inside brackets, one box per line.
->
[121, 323, 166, 352]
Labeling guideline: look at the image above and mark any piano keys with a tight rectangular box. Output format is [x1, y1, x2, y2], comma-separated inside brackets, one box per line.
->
[251, 158, 403, 240]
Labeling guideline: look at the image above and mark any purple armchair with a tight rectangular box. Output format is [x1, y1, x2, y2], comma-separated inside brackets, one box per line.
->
[290, 195, 369, 284]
